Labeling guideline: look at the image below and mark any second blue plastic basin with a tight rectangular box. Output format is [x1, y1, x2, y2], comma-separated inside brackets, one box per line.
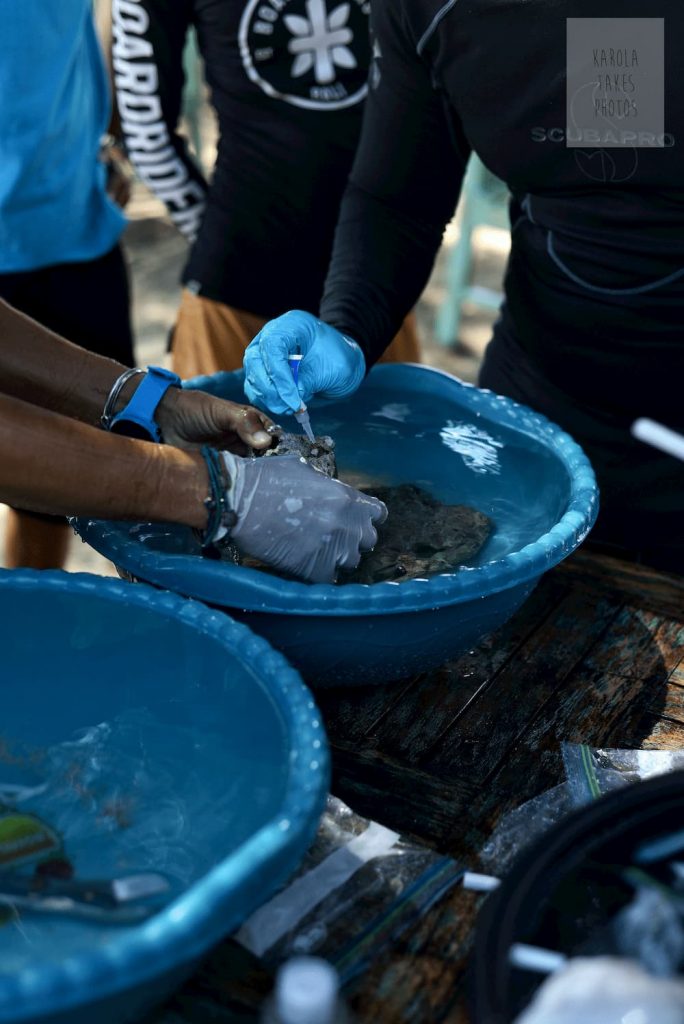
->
[0, 570, 328, 1023]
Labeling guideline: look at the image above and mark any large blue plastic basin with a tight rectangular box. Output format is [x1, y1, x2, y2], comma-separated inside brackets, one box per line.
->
[0, 570, 328, 1023]
[74, 365, 598, 686]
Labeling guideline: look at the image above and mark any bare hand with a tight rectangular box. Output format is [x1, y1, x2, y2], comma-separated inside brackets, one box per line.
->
[155, 388, 276, 454]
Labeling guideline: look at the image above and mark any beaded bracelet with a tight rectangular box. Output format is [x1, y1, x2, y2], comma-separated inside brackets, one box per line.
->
[199, 446, 237, 551]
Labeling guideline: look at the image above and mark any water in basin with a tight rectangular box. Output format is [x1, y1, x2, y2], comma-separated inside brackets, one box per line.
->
[127, 391, 572, 574]
[0, 594, 289, 973]
[316, 389, 572, 567]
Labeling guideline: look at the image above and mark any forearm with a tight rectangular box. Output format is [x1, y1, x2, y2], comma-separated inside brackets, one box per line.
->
[321, 182, 450, 365]
[0, 298, 131, 426]
[0, 392, 207, 528]
[318, 0, 468, 366]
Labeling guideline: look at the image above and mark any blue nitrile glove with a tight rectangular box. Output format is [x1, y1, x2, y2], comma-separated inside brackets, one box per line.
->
[220, 452, 387, 584]
[243, 310, 366, 415]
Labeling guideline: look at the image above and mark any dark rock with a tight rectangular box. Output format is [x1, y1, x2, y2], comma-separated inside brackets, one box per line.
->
[260, 432, 337, 478]
[342, 483, 492, 584]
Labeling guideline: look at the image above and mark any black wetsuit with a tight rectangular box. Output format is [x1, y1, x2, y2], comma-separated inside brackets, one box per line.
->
[321, 0, 684, 570]
[112, 0, 372, 318]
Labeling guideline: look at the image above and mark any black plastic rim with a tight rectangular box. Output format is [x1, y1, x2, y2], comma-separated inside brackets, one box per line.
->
[472, 771, 684, 1023]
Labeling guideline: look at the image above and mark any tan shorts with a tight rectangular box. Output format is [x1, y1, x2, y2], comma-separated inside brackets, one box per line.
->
[171, 289, 421, 380]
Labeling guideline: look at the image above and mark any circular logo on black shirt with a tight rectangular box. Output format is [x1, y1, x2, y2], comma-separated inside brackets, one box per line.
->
[239, 0, 370, 111]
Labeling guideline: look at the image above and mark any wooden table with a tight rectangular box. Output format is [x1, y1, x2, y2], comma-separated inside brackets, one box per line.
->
[150, 549, 684, 1024]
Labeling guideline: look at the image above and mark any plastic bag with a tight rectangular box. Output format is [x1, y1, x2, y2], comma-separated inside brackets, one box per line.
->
[479, 785, 575, 874]
[615, 885, 684, 977]
[562, 744, 684, 808]
[235, 796, 463, 986]
[480, 745, 684, 875]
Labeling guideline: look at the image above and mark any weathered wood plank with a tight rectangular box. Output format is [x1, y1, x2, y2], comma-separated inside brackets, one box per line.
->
[671, 663, 684, 686]
[640, 716, 684, 748]
[366, 578, 568, 763]
[446, 664, 680, 867]
[381, 658, 684, 1022]
[317, 574, 567, 754]
[649, 682, 684, 724]
[330, 741, 478, 848]
[558, 549, 684, 620]
[316, 676, 417, 745]
[346, 889, 482, 1024]
[417, 591, 622, 784]
[141, 553, 684, 1024]
[581, 607, 684, 680]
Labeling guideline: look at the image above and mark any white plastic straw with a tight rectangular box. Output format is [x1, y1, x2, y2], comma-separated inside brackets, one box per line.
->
[509, 943, 568, 974]
[462, 871, 501, 892]
[631, 419, 684, 463]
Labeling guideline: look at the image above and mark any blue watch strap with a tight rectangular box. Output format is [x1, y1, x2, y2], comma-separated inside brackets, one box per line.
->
[109, 366, 182, 442]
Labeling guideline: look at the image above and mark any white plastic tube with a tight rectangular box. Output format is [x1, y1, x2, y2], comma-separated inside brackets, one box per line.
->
[462, 871, 501, 892]
[631, 419, 684, 463]
[510, 943, 568, 974]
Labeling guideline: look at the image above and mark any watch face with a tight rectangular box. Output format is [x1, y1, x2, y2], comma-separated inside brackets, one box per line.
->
[109, 419, 157, 442]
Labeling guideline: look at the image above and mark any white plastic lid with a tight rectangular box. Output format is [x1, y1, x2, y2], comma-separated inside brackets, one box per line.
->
[275, 957, 339, 1024]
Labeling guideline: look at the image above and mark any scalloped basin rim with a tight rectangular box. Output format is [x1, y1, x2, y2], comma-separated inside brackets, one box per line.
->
[0, 569, 329, 1021]
[74, 365, 598, 617]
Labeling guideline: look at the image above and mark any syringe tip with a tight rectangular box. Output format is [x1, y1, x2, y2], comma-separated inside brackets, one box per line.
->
[294, 408, 315, 443]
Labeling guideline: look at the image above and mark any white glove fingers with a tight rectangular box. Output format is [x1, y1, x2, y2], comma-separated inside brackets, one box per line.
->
[223, 453, 388, 584]
[365, 494, 388, 526]
[357, 520, 379, 554]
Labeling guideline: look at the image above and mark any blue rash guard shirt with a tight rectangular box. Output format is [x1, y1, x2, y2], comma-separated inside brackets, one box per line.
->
[0, 0, 126, 272]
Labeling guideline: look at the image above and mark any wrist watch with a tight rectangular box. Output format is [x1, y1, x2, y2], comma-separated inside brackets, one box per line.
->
[110, 366, 182, 442]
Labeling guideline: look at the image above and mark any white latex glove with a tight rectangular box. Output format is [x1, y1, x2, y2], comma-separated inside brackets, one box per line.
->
[221, 452, 387, 584]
